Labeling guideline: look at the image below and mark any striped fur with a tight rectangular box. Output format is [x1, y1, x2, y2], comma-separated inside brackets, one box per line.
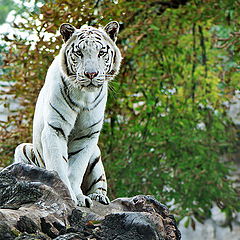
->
[14, 21, 122, 207]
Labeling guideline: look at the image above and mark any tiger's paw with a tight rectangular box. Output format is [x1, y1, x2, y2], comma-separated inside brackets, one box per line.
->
[88, 193, 110, 205]
[76, 194, 93, 208]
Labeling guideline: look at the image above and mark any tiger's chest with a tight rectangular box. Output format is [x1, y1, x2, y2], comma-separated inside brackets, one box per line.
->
[74, 110, 103, 132]
[67, 91, 107, 143]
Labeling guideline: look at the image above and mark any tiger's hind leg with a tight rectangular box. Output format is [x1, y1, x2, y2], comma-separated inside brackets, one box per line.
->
[14, 143, 40, 167]
[83, 146, 110, 205]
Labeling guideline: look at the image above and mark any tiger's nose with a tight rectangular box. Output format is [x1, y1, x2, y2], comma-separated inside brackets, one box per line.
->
[84, 71, 99, 79]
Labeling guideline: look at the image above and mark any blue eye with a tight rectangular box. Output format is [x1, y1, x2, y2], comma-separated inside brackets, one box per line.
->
[98, 50, 106, 57]
[76, 50, 83, 57]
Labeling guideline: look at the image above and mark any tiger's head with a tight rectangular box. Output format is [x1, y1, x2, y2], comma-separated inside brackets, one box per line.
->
[59, 21, 122, 92]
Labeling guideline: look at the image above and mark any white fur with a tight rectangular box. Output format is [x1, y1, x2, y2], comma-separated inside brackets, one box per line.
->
[14, 22, 122, 207]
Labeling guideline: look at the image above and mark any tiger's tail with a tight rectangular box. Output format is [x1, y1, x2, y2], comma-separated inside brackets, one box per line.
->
[14, 143, 42, 167]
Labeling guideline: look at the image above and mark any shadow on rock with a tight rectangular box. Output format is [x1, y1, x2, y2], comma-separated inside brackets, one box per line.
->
[0, 163, 181, 240]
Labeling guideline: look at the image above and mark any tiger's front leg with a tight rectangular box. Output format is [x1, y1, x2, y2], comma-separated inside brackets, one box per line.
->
[68, 142, 109, 207]
[41, 125, 78, 203]
[68, 145, 94, 207]
[85, 146, 110, 205]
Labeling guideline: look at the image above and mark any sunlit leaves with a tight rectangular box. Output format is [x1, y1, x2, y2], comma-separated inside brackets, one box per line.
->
[99, 0, 240, 221]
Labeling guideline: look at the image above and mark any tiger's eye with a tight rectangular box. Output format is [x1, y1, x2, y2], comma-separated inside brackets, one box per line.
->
[98, 50, 106, 57]
[76, 50, 83, 58]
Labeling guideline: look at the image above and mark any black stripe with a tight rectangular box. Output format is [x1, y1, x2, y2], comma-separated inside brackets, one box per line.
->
[77, 37, 103, 48]
[113, 51, 116, 64]
[23, 145, 32, 163]
[95, 36, 102, 40]
[69, 55, 76, 72]
[73, 50, 82, 58]
[32, 155, 40, 167]
[30, 148, 40, 167]
[63, 156, 68, 162]
[60, 76, 78, 111]
[87, 174, 105, 193]
[30, 148, 35, 160]
[86, 118, 103, 130]
[74, 130, 100, 141]
[91, 30, 103, 36]
[91, 86, 103, 104]
[76, 30, 103, 40]
[61, 76, 79, 108]
[61, 75, 69, 92]
[68, 147, 85, 158]
[64, 52, 71, 76]
[77, 33, 85, 39]
[107, 50, 114, 73]
[94, 40, 104, 46]
[91, 93, 106, 110]
[65, 45, 76, 75]
[98, 187, 107, 192]
[50, 102, 67, 122]
[48, 123, 66, 140]
[81, 29, 102, 36]
[60, 86, 76, 111]
[89, 156, 100, 173]
[108, 69, 116, 75]
[37, 149, 45, 167]
[76, 39, 86, 45]
[84, 93, 106, 111]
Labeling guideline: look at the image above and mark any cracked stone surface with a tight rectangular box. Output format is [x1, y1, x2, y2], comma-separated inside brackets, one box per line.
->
[0, 163, 181, 240]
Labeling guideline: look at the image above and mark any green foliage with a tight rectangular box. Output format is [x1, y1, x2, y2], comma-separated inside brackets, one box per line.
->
[0, 0, 16, 24]
[0, 0, 45, 24]
[0, 0, 239, 222]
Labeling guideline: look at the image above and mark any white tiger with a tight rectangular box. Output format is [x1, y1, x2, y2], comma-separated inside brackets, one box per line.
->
[14, 21, 122, 207]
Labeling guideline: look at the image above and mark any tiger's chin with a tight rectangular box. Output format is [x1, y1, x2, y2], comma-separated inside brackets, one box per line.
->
[71, 81, 102, 92]
[81, 84, 102, 93]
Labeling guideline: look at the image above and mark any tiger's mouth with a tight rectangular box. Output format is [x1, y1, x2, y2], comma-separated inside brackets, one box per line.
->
[80, 81, 103, 92]
[85, 83, 102, 89]
[77, 77, 104, 87]
[86, 82, 102, 88]
[73, 74, 106, 91]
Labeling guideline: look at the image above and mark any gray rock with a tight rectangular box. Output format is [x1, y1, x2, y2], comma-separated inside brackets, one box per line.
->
[0, 163, 181, 239]
[100, 212, 164, 240]
[0, 222, 17, 240]
[15, 234, 47, 240]
[53, 233, 83, 240]
[0, 170, 42, 209]
[16, 216, 39, 234]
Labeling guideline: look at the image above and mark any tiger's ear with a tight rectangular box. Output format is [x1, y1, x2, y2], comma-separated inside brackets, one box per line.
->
[60, 23, 76, 42]
[104, 21, 119, 42]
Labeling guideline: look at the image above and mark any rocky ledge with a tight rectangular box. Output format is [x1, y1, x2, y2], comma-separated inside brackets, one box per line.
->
[0, 163, 181, 240]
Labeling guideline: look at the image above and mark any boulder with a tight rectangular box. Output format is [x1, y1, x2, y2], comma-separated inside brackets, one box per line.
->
[0, 163, 181, 240]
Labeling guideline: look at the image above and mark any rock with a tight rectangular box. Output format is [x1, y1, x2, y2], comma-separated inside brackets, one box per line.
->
[0, 170, 43, 209]
[0, 163, 181, 239]
[95, 196, 180, 240]
[16, 216, 39, 234]
[0, 222, 18, 240]
[100, 212, 163, 240]
[53, 233, 84, 240]
[15, 233, 47, 240]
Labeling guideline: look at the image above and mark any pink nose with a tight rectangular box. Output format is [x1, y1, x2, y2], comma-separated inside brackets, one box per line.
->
[84, 71, 99, 79]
